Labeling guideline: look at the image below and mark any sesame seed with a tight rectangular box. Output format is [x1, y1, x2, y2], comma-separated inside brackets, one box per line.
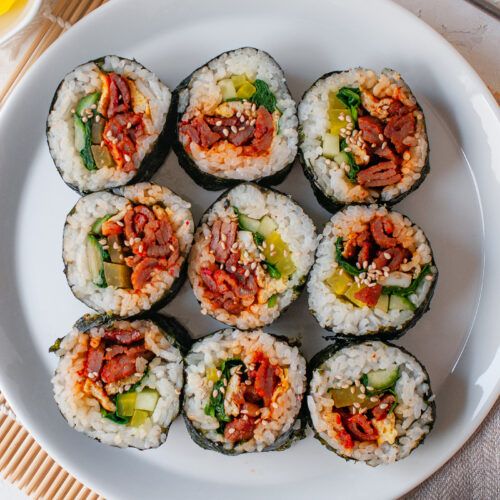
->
[251, 103, 256, 112]
[222, 129, 229, 137]
[350, 386, 355, 394]
[340, 128, 346, 134]
[338, 115, 345, 121]
[99, 239, 106, 245]
[236, 111, 241, 118]
[244, 269, 250, 277]
[231, 266, 236, 272]
[116, 220, 124, 227]
[220, 242, 226, 250]
[250, 262, 257, 270]
[169, 244, 175, 252]
[219, 387, 225, 394]
[231, 126, 238, 134]
[239, 126, 245, 131]
[215, 120, 222, 126]
[71, 109, 75, 114]
[250, 119, 256, 126]
[379, 403, 388, 409]
[384, 252, 391, 259]
[378, 134, 384, 141]
[95, 115, 101, 123]
[82, 116, 88, 123]
[425, 275, 433, 281]
[124, 154, 131, 162]
[344, 147, 351, 152]
[212, 390, 218, 397]
[358, 394, 366, 400]
[346, 115, 352, 123]
[259, 253, 266, 261]
[356, 262, 361, 269]
[370, 396, 378, 402]
[240, 115, 245, 123]
[221, 233, 227, 242]
[363, 260, 368, 269]
[228, 428, 235, 434]
[354, 379, 360, 387]
[403, 151, 411, 161]
[126, 122, 132, 129]
[353, 402, 360, 408]
[367, 386, 374, 391]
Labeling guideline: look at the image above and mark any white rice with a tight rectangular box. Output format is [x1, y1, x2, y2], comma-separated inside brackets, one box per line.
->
[308, 205, 437, 335]
[184, 329, 306, 453]
[63, 182, 193, 317]
[52, 319, 183, 449]
[47, 55, 171, 193]
[308, 341, 434, 466]
[188, 183, 318, 329]
[298, 68, 428, 204]
[177, 47, 297, 180]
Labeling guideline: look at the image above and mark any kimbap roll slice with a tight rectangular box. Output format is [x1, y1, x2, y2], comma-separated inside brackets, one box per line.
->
[47, 55, 174, 194]
[63, 182, 194, 317]
[308, 205, 437, 338]
[308, 340, 435, 465]
[51, 314, 190, 449]
[188, 183, 317, 329]
[184, 328, 307, 454]
[298, 68, 429, 212]
[174, 47, 298, 190]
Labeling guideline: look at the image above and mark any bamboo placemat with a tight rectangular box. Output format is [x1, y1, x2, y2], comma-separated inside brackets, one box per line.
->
[0, 0, 107, 106]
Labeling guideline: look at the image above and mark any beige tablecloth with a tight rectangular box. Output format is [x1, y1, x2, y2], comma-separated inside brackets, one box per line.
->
[0, 0, 498, 498]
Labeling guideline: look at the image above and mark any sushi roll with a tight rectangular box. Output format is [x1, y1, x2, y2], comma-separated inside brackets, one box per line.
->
[188, 183, 317, 329]
[183, 328, 307, 454]
[298, 68, 428, 212]
[47, 55, 174, 194]
[51, 314, 191, 449]
[308, 340, 435, 465]
[173, 47, 298, 190]
[308, 205, 437, 338]
[63, 182, 194, 317]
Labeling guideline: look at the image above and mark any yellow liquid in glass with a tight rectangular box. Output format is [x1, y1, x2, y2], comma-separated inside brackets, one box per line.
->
[0, 0, 18, 16]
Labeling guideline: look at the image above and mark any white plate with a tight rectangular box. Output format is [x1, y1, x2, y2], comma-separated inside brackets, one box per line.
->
[0, 0, 498, 498]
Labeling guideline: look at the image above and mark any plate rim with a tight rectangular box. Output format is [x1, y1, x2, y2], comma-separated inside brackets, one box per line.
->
[0, 0, 499, 498]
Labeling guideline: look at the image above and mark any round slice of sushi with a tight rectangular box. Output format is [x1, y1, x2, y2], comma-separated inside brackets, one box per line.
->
[183, 328, 307, 454]
[307, 205, 437, 338]
[173, 47, 298, 190]
[298, 68, 429, 212]
[308, 340, 435, 465]
[188, 183, 317, 329]
[47, 55, 174, 194]
[63, 182, 194, 318]
[51, 313, 191, 449]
